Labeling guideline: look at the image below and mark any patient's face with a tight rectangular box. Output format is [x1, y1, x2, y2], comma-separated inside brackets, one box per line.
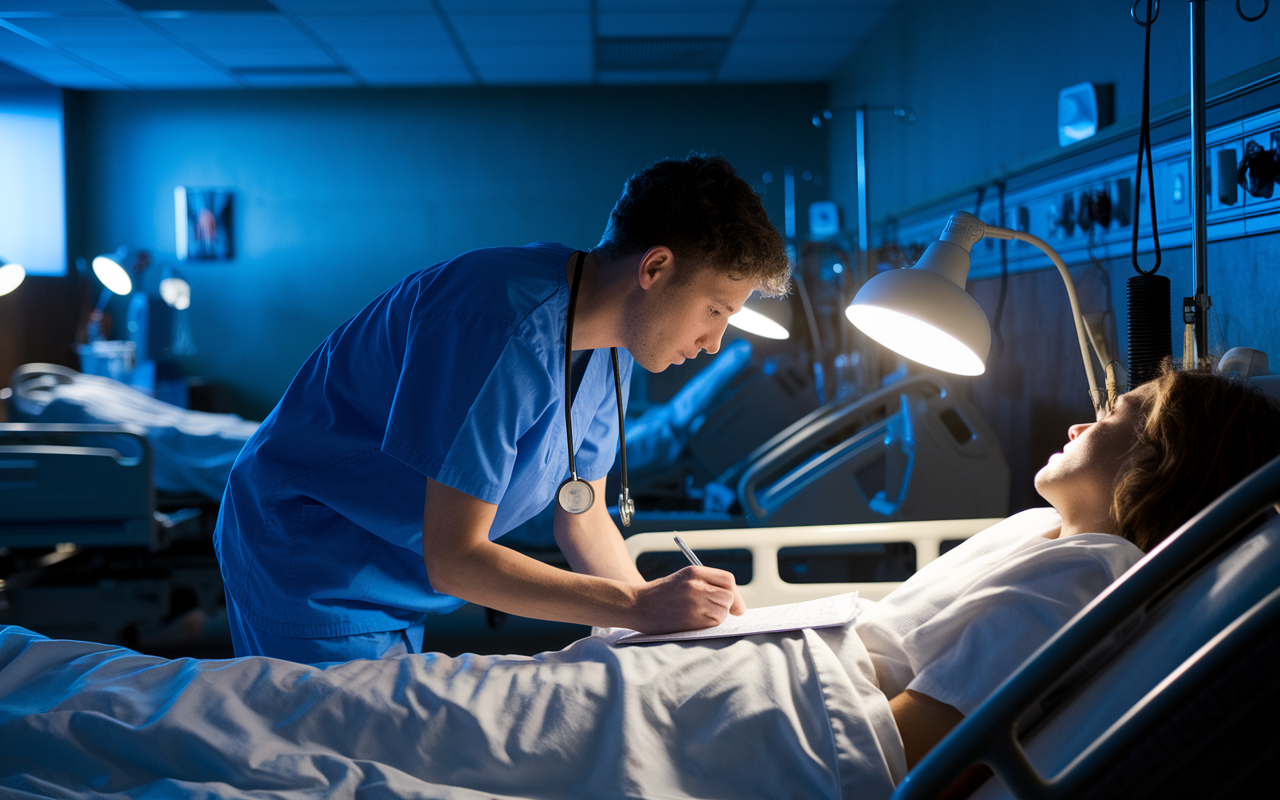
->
[1034, 383, 1155, 525]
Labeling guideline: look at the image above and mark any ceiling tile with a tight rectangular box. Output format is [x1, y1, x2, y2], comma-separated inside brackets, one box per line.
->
[477, 63, 591, 84]
[0, 1, 120, 12]
[63, 43, 212, 68]
[275, 0, 438, 11]
[467, 42, 590, 67]
[720, 40, 852, 70]
[596, 11, 739, 37]
[11, 62, 127, 88]
[335, 45, 465, 70]
[468, 42, 590, 82]
[110, 64, 238, 87]
[5, 14, 171, 46]
[0, 46, 87, 68]
[597, 0, 742, 10]
[437, 0, 587, 12]
[150, 13, 313, 45]
[598, 68, 711, 84]
[202, 44, 335, 68]
[448, 12, 589, 43]
[737, 9, 873, 39]
[715, 64, 829, 82]
[238, 70, 358, 87]
[753, 0, 893, 8]
[299, 14, 450, 45]
[357, 64, 474, 85]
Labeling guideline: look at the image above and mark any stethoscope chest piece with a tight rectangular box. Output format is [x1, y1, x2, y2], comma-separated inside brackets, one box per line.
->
[617, 489, 634, 527]
[558, 477, 594, 515]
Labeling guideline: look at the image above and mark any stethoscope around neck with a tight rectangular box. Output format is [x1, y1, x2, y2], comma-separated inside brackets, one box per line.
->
[557, 250, 634, 526]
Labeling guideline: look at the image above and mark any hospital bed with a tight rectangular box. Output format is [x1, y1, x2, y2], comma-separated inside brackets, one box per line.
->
[895, 450, 1280, 799]
[1, 459, 1274, 798]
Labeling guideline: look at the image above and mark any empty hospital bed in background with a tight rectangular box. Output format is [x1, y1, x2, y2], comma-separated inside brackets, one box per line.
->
[5, 363, 258, 503]
[620, 373, 1010, 533]
[0, 363, 251, 655]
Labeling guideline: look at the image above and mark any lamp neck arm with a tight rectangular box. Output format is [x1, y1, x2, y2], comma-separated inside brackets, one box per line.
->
[987, 224, 1104, 413]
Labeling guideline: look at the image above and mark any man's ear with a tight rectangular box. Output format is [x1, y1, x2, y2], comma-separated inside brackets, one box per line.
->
[636, 246, 674, 290]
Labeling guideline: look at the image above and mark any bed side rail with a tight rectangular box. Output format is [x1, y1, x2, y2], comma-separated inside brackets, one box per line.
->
[0, 423, 155, 549]
[625, 517, 1000, 606]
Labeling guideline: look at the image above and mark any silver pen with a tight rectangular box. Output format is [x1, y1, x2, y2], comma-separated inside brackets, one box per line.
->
[673, 534, 702, 567]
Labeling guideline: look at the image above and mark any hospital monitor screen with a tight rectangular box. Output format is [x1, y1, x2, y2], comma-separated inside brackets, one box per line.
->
[0, 84, 67, 277]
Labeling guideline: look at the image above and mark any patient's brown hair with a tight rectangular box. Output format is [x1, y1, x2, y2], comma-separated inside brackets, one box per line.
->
[1112, 365, 1280, 551]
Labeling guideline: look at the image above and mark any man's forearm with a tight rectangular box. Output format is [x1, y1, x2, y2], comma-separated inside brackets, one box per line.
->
[426, 539, 642, 629]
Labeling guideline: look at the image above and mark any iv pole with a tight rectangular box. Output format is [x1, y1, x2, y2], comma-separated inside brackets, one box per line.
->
[813, 104, 916, 285]
[1185, 0, 1270, 364]
[1189, 0, 1211, 365]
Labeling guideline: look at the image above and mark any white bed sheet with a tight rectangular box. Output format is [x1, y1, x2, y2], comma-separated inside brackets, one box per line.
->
[0, 616, 905, 799]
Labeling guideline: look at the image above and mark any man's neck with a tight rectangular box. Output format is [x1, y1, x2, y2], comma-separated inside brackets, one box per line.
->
[567, 250, 628, 351]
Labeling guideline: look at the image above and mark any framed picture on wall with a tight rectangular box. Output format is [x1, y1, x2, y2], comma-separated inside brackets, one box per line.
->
[175, 187, 234, 261]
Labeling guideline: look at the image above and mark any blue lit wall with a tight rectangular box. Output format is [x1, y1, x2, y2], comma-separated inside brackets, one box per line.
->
[828, 0, 1279, 219]
[70, 85, 828, 419]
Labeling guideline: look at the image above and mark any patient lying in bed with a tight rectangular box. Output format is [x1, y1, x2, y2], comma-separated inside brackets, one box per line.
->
[2, 368, 1277, 799]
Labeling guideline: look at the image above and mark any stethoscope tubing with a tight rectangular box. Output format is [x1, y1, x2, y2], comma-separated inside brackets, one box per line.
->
[560, 251, 631, 524]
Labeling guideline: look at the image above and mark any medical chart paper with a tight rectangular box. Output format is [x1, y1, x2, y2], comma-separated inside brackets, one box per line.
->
[612, 592, 859, 646]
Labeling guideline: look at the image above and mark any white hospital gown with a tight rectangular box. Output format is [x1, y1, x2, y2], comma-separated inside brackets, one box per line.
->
[854, 508, 1145, 715]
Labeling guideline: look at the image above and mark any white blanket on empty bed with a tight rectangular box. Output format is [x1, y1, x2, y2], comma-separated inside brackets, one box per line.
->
[0, 623, 905, 799]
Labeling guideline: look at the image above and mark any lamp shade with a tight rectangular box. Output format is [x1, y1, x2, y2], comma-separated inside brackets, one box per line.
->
[0, 260, 25, 296]
[91, 251, 133, 295]
[845, 214, 992, 376]
[159, 266, 191, 310]
[728, 292, 792, 340]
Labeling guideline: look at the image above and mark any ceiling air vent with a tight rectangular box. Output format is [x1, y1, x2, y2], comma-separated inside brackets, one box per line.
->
[595, 37, 731, 72]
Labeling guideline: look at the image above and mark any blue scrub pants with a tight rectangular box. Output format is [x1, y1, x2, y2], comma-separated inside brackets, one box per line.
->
[225, 593, 426, 666]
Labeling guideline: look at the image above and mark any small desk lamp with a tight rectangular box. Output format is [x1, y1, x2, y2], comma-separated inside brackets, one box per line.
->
[0, 259, 25, 296]
[91, 248, 135, 296]
[846, 211, 1115, 416]
[727, 292, 792, 340]
[83, 248, 136, 341]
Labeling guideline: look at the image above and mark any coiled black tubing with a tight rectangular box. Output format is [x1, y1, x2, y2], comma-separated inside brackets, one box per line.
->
[1127, 272, 1172, 390]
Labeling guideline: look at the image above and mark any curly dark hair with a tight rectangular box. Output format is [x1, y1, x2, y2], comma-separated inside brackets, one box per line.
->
[1112, 365, 1280, 551]
[594, 154, 790, 297]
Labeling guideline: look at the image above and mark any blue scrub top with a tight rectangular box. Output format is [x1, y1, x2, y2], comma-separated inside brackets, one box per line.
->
[214, 242, 633, 638]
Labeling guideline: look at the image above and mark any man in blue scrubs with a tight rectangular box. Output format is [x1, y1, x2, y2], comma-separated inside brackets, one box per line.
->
[214, 154, 791, 663]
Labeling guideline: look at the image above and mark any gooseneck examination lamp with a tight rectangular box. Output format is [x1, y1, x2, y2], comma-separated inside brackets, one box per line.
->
[847, 210, 1116, 416]
[0, 258, 25, 296]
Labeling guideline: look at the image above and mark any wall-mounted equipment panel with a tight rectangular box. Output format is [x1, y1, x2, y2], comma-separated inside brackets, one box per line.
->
[884, 105, 1280, 281]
